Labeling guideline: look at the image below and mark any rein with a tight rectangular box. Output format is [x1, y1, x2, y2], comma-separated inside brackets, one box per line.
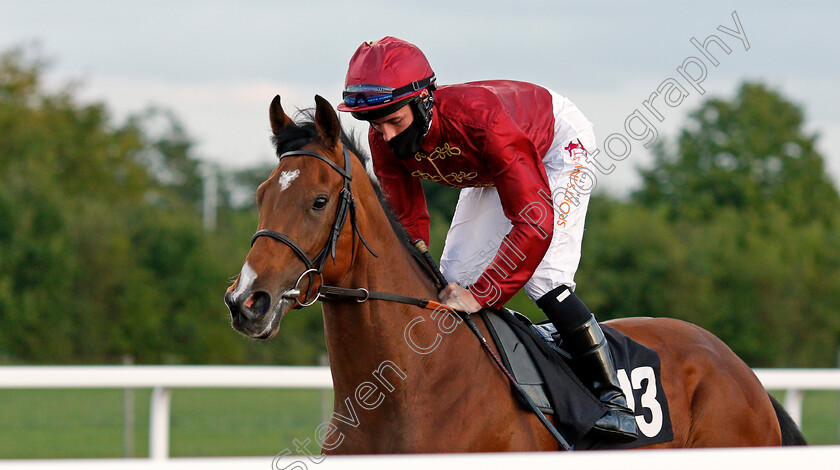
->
[251, 145, 571, 450]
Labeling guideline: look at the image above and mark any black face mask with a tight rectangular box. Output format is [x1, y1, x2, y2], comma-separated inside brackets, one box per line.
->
[386, 106, 427, 160]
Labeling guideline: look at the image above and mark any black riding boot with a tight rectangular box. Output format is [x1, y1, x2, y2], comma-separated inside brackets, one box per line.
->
[536, 285, 638, 443]
[563, 315, 639, 442]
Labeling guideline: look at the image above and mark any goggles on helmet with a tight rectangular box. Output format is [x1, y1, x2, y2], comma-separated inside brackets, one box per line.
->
[342, 75, 435, 108]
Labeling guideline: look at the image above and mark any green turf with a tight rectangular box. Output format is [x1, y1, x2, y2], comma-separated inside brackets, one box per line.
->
[0, 388, 330, 459]
[769, 389, 840, 445]
[0, 387, 836, 458]
[168, 388, 329, 457]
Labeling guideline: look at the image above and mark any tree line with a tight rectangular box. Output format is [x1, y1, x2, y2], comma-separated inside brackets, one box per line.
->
[1, 48, 837, 367]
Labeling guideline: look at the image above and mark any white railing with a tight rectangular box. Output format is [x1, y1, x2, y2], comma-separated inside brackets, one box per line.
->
[754, 369, 840, 426]
[0, 366, 837, 461]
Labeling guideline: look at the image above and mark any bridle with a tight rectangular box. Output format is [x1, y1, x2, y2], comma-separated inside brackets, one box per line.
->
[250, 146, 376, 307]
[249, 144, 439, 308]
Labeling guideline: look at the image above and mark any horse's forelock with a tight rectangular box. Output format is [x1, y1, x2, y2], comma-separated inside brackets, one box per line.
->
[271, 121, 317, 157]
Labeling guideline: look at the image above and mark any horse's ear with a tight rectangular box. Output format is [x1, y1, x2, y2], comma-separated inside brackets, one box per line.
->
[314, 94, 341, 147]
[270, 95, 295, 134]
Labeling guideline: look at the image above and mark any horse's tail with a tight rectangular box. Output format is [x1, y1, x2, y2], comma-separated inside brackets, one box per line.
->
[768, 393, 808, 445]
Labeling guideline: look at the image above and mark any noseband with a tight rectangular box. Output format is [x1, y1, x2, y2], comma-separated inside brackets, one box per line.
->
[251, 146, 376, 306]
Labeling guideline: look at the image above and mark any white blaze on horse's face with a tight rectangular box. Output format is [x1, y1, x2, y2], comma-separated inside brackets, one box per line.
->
[233, 262, 257, 299]
[278, 169, 301, 191]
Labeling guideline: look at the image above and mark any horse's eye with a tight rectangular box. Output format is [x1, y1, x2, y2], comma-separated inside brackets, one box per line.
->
[312, 196, 329, 211]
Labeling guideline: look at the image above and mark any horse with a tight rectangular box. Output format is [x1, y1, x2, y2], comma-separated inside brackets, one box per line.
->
[225, 94, 805, 453]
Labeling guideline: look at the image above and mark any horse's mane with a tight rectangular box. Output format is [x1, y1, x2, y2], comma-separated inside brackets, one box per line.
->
[271, 109, 426, 267]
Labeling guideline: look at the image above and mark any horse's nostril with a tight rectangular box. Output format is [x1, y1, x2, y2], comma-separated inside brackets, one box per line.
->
[243, 291, 272, 320]
[226, 290, 272, 321]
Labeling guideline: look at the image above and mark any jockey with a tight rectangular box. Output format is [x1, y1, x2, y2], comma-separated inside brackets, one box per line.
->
[337, 36, 637, 442]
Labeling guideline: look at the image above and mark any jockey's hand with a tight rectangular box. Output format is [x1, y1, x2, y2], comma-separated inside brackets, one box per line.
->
[438, 282, 482, 313]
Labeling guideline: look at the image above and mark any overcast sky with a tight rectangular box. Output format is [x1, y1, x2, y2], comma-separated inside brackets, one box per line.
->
[2, 0, 839, 195]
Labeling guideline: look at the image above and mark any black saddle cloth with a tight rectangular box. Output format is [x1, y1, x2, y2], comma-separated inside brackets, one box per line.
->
[478, 308, 674, 450]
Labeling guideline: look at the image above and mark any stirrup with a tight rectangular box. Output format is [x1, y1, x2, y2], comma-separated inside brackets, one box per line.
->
[589, 389, 638, 441]
[590, 406, 638, 442]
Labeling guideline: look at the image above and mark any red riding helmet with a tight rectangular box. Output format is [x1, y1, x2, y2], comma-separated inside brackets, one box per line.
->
[337, 37, 436, 118]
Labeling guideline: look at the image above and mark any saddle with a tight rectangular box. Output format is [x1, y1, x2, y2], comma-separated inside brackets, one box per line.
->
[478, 308, 674, 450]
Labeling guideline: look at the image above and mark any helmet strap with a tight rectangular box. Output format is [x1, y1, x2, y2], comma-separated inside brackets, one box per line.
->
[413, 91, 435, 136]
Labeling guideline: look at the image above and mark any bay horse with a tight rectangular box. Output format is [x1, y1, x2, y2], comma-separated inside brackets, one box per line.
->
[225, 94, 804, 452]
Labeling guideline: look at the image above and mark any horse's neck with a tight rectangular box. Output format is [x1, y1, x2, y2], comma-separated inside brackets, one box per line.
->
[320, 190, 461, 401]
[322, 223, 427, 373]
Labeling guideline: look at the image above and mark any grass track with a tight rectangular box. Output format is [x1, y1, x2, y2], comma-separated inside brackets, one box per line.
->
[0, 388, 328, 459]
